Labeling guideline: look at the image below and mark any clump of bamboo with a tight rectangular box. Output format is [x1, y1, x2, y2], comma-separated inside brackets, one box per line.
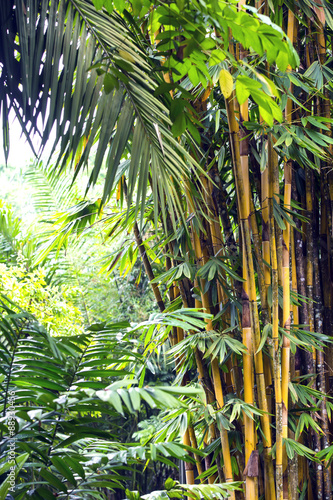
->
[127, 3, 333, 499]
[225, 87, 277, 499]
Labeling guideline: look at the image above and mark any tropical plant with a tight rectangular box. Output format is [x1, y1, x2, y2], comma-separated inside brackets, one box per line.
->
[0, 297, 236, 499]
[0, 202, 23, 264]
[1, 0, 333, 499]
[0, 262, 84, 336]
[23, 161, 157, 323]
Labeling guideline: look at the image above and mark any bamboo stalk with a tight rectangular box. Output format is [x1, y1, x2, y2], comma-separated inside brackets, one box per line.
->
[133, 223, 165, 312]
[305, 167, 324, 499]
[281, 160, 292, 499]
[190, 296, 219, 484]
[281, 18, 295, 490]
[164, 260, 206, 483]
[313, 184, 331, 500]
[249, 198, 268, 323]
[268, 136, 283, 500]
[202, 174, 242, 403]
[203, 429, 218, 485]
[226, 95, 276, 500]
[261, 166, 274, 419]
[165, 254, 180, 347]
[187, 424, 205, 478]
[207, 190, 240, 400]
[183, 429, 196, 486]
[192, 228, 235, 495]
[250, 195, 273, 438]
[228, 79, 257, 499]
[240, 113, 258, 500]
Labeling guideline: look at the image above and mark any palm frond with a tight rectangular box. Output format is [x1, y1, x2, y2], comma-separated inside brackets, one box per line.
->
[0, 201, 24, 263]
[1, 0, 202, 229]
[24, 161, 78, 214]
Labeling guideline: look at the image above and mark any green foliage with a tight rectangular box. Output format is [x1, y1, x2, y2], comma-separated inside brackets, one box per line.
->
[138, 480, 243, 500]
[0, 263, 84, 336]
[0, 299, 212, 499]
[0, 201, 23, 264]
[0, 159, 156, 326]
[1, 0, 333, 498]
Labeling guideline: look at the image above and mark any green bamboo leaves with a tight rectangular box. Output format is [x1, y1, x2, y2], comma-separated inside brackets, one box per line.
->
[236, 75, 282, 126]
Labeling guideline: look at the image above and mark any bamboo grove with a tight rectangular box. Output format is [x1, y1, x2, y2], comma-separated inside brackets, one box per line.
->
[2, 0, 333, 499]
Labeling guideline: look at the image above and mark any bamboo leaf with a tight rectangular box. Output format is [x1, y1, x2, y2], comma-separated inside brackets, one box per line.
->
[219, 69, 233, 99]
[256, 323, 272, 354]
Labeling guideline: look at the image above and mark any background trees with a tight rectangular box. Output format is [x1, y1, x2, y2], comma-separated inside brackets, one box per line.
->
[1, 0, 333, 499]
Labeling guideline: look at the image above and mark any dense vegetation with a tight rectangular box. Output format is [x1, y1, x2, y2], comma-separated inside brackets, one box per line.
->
[1, 0, 333, 499]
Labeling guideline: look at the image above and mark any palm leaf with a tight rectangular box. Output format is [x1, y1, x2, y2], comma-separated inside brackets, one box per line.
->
[0, 0, 202, 230]
[24, 161, 78, 214]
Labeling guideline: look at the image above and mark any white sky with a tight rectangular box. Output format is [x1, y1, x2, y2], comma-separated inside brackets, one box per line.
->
[0, 112, 101, 203]
[0, 118, 37, 168]
[0, 111, 55, 168]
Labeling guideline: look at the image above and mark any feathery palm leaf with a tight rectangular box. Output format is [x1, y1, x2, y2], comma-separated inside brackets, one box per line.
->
[24, 161, 79, 214]
[0, 0, 201, 230]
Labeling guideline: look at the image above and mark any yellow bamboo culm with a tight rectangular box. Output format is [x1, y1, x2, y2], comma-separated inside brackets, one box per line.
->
[192, 230, 236, 498]
[186, 183, 234, 491]
[232, 15, 258, 497]
[281, 60, 293, 458]
[260, 166, 274, 500]
[280, 11, 295, 498]
[183, 429, 195, 486]
[261, 167, 272, 311]
[192, 300, 219, 485]
[261, 167, 274, 384]
[226, 93, 277, 500]
[207, 190, 242, 398]
[281, 161, 292, 493]
[175, 323, 205, 482]
[281, 89, 292, 442]
[243, 146, 276, 500]
[290, 228, 299, 331]
[268, 138, 283, 500]
[227, 72, 256, 498]
[187, 424, 205, 478]
[168, 276, 205, 483]
[240, 103, 257, 500]
[231, 15, 257, 489]
[206, 189, 238, 396]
